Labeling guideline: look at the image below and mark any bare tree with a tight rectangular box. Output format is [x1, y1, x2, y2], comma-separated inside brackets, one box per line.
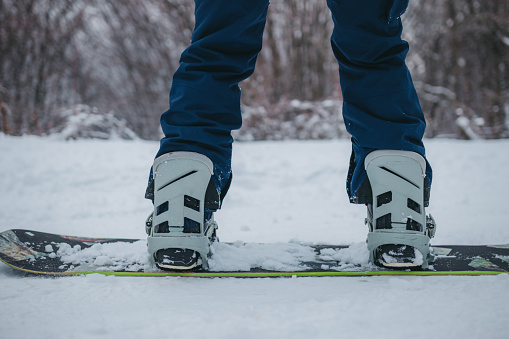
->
[0, 0, 87, 135]
[78, 0, 194, 139]
[1, 0, 507, 140]
[405, 0, 509, 139]
[242, 0, 339, 106]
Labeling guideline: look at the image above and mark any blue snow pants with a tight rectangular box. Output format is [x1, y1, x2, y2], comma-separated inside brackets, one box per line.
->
[156, 0, 432, 205]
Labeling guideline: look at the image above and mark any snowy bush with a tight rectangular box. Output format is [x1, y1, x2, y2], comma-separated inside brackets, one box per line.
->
[50, 105, 138, 140]
[234, 99, 348, 141]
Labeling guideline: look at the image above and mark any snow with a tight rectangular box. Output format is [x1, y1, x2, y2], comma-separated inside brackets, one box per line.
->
[1, 135, 509, 339]
[318, 242, 370, 269]
[208, 242, 317, 272]
[51, 104, 138, 141]
[54, 241, 150, 272]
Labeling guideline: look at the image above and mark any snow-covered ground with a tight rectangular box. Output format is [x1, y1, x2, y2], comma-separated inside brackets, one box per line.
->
[1, 135, 508, 339]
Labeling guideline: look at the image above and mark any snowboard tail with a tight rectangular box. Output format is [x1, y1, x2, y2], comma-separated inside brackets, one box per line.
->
[1, 229, 508, 277]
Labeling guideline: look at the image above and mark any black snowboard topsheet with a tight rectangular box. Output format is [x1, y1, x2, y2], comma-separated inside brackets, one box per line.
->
[1, 229, 508, 277]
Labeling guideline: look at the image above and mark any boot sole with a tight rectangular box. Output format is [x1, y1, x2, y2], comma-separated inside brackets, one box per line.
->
[381, 262, 420, 268]
[155, 262, 199, 271]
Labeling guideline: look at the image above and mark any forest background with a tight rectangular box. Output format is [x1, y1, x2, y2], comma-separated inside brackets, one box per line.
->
[1, 0, 508, 141]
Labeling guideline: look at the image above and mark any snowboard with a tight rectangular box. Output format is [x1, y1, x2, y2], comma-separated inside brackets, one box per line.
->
[1, 229, 509, 277]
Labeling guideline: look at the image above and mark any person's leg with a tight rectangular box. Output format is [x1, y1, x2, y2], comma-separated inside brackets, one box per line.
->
[327, 0, 435, 267]
[157, 0, 270, 196]
[326, 0, 432, 204]
[148, 0, 270, 269]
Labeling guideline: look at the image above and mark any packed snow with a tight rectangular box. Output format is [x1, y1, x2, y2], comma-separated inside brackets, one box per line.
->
[39, 239, 328, 273]
[1, 135, 509, 339]
[208, 242, 318, 272]
[53, 241, 149, 273]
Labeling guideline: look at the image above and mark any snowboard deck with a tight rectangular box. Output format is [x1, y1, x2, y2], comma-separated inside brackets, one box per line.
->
[1, 229, 509, 277]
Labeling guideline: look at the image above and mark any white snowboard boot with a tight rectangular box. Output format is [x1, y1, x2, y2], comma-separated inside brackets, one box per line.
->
[145, 152, 219, 270]
[364, 150, 436, 269]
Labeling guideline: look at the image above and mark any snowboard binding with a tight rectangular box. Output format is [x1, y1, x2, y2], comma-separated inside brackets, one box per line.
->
[146, 152, 220, 270]
[364, 150, 436, 269]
